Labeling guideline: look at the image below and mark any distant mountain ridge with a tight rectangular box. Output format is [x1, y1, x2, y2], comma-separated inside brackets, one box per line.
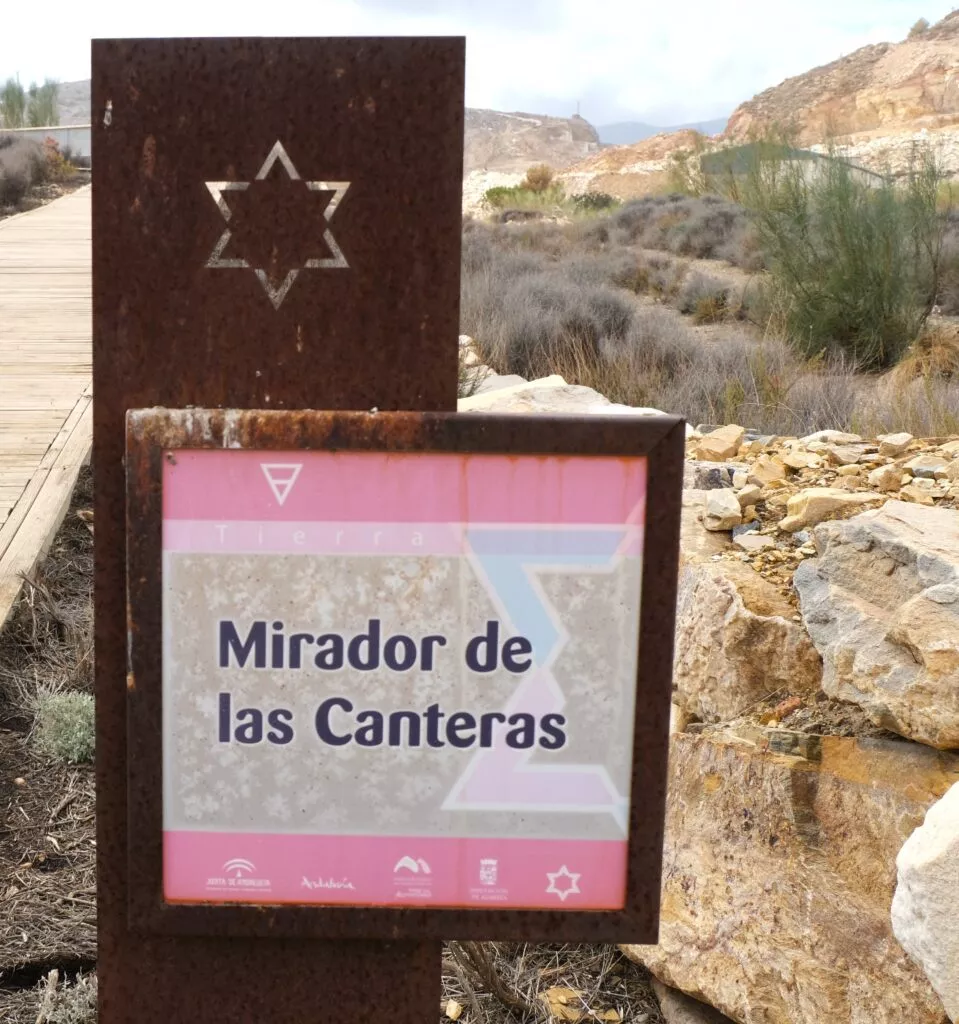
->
[597, 117, 728, 145]
[47, 80, 602, 175]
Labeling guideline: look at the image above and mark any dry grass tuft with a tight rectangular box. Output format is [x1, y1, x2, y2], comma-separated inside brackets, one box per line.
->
[441, 943, 664, 1023]
[890, 324, 959, 381]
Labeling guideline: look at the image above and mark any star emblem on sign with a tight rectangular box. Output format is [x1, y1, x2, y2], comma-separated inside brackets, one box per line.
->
[545, 865, 581, 902]
[205, 140, 350, 309]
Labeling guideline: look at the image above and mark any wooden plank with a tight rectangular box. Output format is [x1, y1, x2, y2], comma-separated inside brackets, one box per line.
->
[0, 187, 92, 625]
[0, 395, 92, 625]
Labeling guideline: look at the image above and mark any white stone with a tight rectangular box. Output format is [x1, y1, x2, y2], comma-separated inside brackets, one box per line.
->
[733, 532, 775, 553]
[703, 489, 742, 532]
[878, 432, 914, 457]
[800, 429, 863, 444]
[892, 781, 959, 1021]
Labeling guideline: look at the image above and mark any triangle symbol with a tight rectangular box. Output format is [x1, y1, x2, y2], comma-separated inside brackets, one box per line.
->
[261, 463, 303, 506]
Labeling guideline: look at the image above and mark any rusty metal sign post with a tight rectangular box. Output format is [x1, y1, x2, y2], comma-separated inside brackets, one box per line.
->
[93, 37, 683, 1023]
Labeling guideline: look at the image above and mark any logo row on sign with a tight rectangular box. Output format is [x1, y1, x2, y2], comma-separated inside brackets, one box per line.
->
[207, 856, 583, 903]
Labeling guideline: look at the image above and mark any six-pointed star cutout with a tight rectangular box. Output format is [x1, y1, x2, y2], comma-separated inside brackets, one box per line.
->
[545, 865, 581, 902]
[205, 140, 350, 309]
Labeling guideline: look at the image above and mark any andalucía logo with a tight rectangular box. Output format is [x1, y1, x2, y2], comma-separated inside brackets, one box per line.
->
[392, 855, 433, 899]
[204, 858, 273, 893]
[393, 856, 431, 875]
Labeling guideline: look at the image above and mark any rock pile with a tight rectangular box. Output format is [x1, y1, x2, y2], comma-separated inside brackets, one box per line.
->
[455, 354, 959, 1022]
[630, 421, 959, 1023]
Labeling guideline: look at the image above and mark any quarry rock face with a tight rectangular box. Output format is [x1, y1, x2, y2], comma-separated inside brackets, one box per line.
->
[892, 782, 959, 1021]
[673, 560, 820, 723]
[794, 501, 959, 748]
[625, 729, 959, 1024]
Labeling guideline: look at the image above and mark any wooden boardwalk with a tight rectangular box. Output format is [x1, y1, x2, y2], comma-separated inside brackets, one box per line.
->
[0, 187, 92, 625]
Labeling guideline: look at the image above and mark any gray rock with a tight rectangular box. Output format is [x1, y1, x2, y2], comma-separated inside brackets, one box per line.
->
[794, 501, 959, 748]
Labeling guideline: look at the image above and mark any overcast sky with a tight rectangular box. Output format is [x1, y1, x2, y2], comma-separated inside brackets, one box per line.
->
[2, 0, 956, 125]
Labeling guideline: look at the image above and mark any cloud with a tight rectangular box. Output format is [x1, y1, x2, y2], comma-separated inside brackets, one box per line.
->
[1, 0, 955, 125]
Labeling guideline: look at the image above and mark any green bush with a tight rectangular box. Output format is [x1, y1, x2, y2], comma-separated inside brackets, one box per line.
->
[35, 691, 95, 764]
[745, 148, 946, 369]
[571, 191, 618, 212]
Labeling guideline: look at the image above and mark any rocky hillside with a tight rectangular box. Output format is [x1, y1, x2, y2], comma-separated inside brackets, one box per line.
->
[726, 11, 959, 144]
[46, 79, 600, 175]
[464, 108, 599, 173]
[562, 10, 959, 197]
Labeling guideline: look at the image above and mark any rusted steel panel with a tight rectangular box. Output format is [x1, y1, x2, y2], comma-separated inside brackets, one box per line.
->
[124, 409, 684, 942]
[94, 36, 463, 1023]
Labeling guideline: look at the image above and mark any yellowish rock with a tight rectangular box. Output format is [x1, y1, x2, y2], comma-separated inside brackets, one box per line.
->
[836, 464, 861, 477]
[900, 484, 936, 505]
[672, 562, 820, 722]
[869, 464, 904, 492]
[781, 451, 821, 471]
[778, 487, 883, 532]
[747, 455, 787, 488]
[736, 484, 763, 508]
[826, 444, 865, 466]
[624, 729, 959, 1024]
[696, 425, 746, 462]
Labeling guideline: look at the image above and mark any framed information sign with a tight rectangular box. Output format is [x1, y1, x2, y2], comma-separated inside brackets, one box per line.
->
[125, 408, 683, 941]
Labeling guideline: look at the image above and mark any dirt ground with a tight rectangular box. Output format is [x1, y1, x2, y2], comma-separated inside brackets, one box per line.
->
[0, 469, 95, 1020]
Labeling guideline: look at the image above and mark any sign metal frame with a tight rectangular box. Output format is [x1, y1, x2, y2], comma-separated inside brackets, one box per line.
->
[124, 407, 684, 942]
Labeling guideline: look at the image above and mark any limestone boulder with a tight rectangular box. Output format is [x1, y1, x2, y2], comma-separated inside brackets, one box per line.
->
[893, 782, 959, 1021]
[625, 728, 959, 1024]
[703, 490, 742, 532]
[794, 501, 959, 748]
[878, 432, 914, 457]
[673, 560, 820, 722]
[778, 487, 883, 532]
[696, 425, 745, 462]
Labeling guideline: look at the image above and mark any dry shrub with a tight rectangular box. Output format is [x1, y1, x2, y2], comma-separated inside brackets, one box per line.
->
[0, 132, 46, 208]
[609, 194, 763, 271]
[521, 163, 554, 193]
[677, 272, 730, 321]
[34, 970, 97, 1024]
[909, 17, 930, 37]
[460, 212, 959, 438]
[891, 324, 959, 382]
